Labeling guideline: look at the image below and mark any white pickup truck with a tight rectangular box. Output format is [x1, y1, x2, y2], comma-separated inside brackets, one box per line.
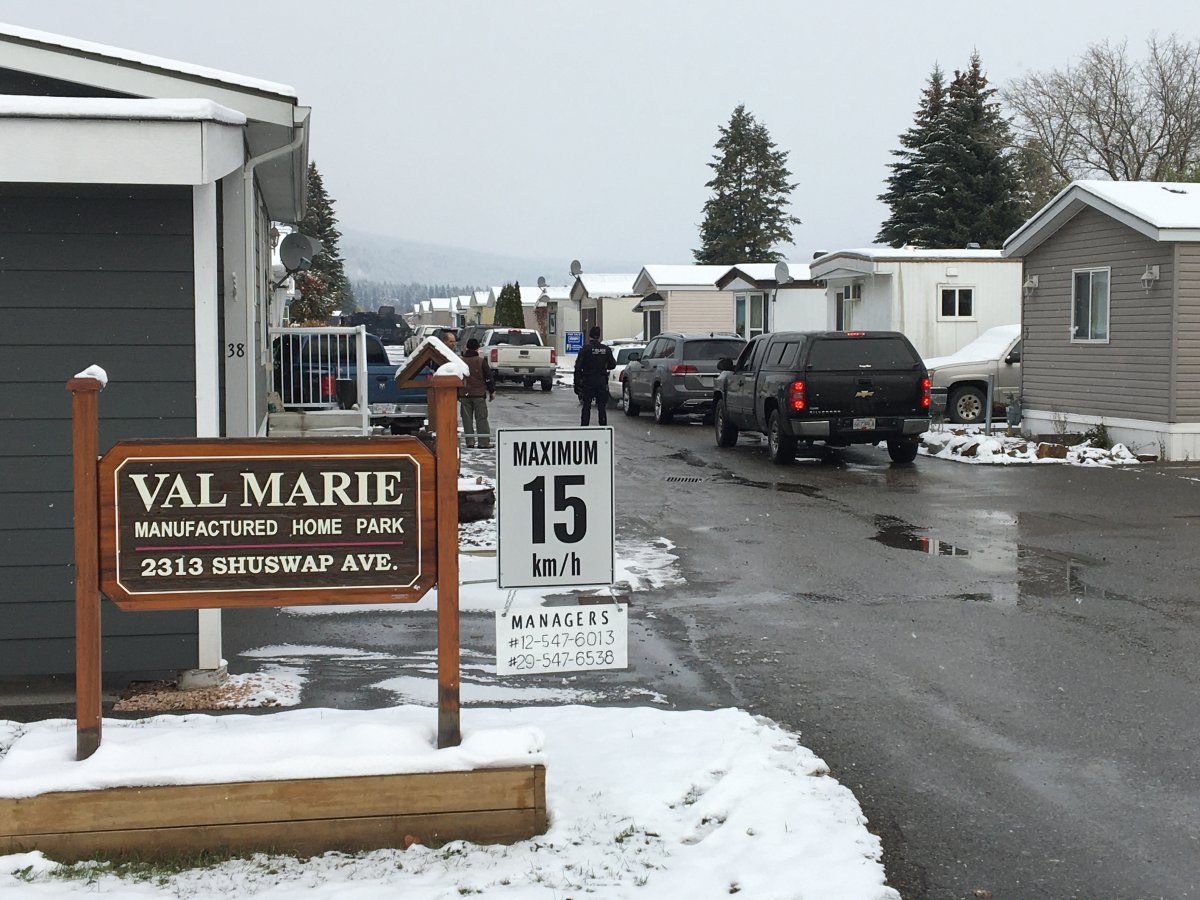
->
[472, 327, 557, 391]
[923, 324, 1022, 424]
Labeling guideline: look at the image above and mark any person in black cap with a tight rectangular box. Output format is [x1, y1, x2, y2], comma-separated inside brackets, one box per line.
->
[573, 325, 616, 426]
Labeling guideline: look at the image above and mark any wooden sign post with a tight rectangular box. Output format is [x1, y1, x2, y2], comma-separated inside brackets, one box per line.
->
[67, 376, 103, 761]
[68, 373, 464, 759]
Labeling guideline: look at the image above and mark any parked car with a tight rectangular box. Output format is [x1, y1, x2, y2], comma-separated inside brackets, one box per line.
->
[403, 325, 457, 356]
[606, 340, 646, 400]
[712, 330, 931, 463]
[470, 327, 556, 390]
[621, 331, 746, 423]
[922, 324, 1021, 424]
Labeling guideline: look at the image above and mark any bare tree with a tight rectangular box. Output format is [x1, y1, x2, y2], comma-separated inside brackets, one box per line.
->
[1004, 35, 1200, 182]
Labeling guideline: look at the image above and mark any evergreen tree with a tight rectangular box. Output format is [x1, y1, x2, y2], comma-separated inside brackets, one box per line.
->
[694, 104, 800, 263]
[876, 67, 946, 247]
[493, 282, 524, 328]
[878, 54, 1028, 249]
[290, 162, 352, 322]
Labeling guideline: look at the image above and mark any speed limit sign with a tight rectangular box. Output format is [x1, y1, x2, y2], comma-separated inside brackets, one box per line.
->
[495, 427, 614, 589]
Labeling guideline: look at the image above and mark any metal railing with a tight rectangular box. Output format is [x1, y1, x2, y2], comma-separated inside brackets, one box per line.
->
[268, 325, 371, 433]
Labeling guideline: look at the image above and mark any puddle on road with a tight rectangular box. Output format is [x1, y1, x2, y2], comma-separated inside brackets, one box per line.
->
[868, 514, 1118, 606]
[872, 515, 971, 556]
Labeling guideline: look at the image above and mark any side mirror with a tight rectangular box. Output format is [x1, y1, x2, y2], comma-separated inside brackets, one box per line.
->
[1004, 351, 1020, 365]
[717, 358, 734, 371]
[627, 352, 641, 362]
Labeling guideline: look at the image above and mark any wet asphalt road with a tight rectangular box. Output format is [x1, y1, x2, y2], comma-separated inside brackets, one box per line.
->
[177, 382, 1200, 898]
[464, 384, 1200, 900]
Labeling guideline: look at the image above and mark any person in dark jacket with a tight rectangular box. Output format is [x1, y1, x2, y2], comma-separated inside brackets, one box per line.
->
[459, 338, 495, 448]
[574, 326, 616, 426]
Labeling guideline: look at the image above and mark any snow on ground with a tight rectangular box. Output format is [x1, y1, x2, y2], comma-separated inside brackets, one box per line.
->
[0, 706, 896, 899]
[920, 425, 1142, 466]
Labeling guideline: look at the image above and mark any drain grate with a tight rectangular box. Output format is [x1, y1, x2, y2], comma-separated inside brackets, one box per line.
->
[664, 475, 705, 483]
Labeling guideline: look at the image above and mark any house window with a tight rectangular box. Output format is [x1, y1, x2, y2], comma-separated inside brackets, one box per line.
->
[548, 310, 557, 334]
[735, 293, 768, 339]
[939, 286, 974, 319]
[1072, 268, 1110, 342]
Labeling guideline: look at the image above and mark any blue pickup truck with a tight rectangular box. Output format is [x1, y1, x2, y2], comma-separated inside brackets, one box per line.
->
[272, 331, 427, 433]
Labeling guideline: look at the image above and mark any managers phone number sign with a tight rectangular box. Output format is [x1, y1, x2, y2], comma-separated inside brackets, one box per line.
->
[496, 427, 614, 589]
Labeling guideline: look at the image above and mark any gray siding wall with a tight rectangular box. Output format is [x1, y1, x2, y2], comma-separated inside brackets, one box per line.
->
[1022, 206, 1175, 421]
[1175, 243, 1200, 421]
[0, 184, 199, 676]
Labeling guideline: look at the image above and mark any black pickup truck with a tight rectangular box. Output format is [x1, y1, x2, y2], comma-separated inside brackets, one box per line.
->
[712, 331, 931, 463]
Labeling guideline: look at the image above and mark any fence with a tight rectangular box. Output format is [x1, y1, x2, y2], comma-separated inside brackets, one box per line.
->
[268, 326, 371, 433]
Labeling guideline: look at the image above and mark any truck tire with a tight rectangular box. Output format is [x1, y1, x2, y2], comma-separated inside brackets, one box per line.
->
[622, 382, 641, 416]
[714, 398, 738, 447]
[653, 387, 674, 424]
[887, 439, 919, 463]
[767, 411, 795, 464]
[523, 377, 535, 390]
[540, 378, 553, 391]
[949, 385, 986, 424]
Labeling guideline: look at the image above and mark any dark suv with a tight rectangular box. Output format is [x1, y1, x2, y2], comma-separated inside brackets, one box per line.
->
[621, 331, 746, 423]
[713, 330, 931, 463]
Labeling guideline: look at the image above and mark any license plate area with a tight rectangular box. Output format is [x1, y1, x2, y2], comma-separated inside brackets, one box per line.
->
[852, 417, 876, 430]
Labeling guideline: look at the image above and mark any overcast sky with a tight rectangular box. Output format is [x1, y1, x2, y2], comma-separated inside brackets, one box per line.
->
[1, 1, 1196, 270]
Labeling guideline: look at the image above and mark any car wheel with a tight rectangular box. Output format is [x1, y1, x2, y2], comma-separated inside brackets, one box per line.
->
[540, 378, 553, 391]
[622, 382, 641, 416]
[653, 387, 674, 424]
[523, 377, 535, 390]
[949, 386, 986, 424]
[887, 439, 920, 463]
[767, 410, 795, 464]
[714, 398, 738, 447]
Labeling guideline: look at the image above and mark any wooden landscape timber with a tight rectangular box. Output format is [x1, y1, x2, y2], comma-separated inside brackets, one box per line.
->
[0, 766, 548, 860]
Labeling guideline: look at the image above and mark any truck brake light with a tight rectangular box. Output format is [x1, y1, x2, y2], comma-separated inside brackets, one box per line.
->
[789, 380, 806, 411]
[320, 374, 337, 402]
[490, 348, 498, 364]
[670, 364, 699, 375]
[921, 377, 931, 408]
[845, 331, 865, 337]
[550, 349, 557, 365]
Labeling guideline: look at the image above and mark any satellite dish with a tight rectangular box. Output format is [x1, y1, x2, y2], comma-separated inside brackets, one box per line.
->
[774, 262, 792, 285]
[569, 259, 582, 277]
[537, 276, 548, 289]
[279, 232, 322, 271]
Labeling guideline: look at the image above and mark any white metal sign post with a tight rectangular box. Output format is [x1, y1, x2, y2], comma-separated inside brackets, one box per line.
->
[496, 427, 614, 589]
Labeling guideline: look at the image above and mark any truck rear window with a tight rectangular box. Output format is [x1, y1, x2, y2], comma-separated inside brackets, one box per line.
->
[807, 338, 920, 370]
[488, 332, 541, 346]
[682, 340, 745, 360]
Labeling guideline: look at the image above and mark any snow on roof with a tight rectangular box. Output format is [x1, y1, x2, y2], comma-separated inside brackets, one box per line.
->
[726, 262, 815, 283]
[429, 297, 452, 311]
[0, 22, 296, 98]
[518, 286, 544, 305]
[539, 285, 571, 301]
[1070, 180, 1200, 229]
[1004, 180, 1200, 256]
[0, 95, 246, 125]
[639, 264, 732, 287]
[813, 247, 1005, 263]
[577, 273, 639, 296]
[471, 291, 490, 306]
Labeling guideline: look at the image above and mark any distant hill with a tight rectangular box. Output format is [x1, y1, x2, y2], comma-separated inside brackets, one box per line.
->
[341, 228, 641, 288]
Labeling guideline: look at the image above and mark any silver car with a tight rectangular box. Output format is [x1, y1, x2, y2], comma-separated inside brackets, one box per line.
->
[621, 332, 746, 424]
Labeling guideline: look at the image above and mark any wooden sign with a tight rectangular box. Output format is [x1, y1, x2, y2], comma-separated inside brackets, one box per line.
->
[98, 438, 437, 610]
